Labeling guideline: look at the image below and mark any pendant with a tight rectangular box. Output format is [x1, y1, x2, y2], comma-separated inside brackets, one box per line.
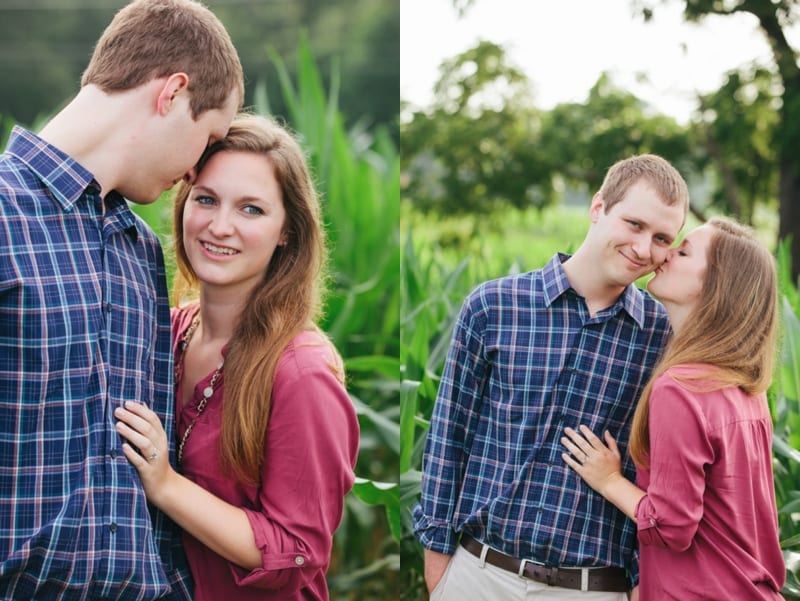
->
[203, 386, 214, 399]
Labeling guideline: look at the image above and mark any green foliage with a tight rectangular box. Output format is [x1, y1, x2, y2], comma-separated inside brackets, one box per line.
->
[401, 41, 551, 215]
[539, 74, 695, 192]
[253, 37, 400, 600]
[774, 240, 800, 598]
[695, 66, 780, 224]
[401, 42, 695, 217]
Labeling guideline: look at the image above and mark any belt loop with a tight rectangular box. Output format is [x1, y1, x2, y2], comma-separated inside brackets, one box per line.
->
[478, 543, 489, 568]
[580, 568, 589, 592]
[517, 558, 528, 579]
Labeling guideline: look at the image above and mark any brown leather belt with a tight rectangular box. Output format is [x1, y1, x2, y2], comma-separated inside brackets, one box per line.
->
[460, 535, 629, 592]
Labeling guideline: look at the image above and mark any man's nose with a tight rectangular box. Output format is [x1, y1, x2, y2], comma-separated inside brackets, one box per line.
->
[631, 234, 652, 260]
[183, 166, 198, 186]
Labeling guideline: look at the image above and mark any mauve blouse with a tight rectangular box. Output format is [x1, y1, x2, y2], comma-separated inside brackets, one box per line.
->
[172, 305, 359, 601]
[634, 365, 785, 600]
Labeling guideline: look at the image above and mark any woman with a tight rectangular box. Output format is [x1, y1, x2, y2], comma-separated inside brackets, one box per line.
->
[561, 217, 785, 600]
[114, 113, 360, 601]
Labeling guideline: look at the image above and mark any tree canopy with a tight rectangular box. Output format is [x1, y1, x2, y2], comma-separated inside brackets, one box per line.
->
[406, 0, 800, 276]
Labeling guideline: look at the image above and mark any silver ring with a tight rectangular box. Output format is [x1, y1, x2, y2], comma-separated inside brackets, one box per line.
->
[147, 450, 159, 462]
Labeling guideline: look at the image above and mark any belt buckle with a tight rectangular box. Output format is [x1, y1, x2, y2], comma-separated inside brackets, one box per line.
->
[519, 560, 560, 587]
[517, 558, 528, 580]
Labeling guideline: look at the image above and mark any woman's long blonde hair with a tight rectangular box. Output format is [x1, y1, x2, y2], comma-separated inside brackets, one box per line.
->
[628, 216, 778, 467]
[172, 113, 330, 484]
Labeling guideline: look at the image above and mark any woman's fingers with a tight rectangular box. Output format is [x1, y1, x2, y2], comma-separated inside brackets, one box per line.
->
[578, 424, 607, 449]
[560, 436, 584, 461]
[563, 425, 622, 465]
[603, 429, 620, 455]
[114, 403, 164, 464]
[564, 425, 601, 455]
[115, 419, 152, 454]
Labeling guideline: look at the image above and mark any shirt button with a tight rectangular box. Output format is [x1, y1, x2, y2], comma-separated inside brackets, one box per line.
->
[294, 556, 305, 566]
[110, 449, 117, 459]
[109, 522, 117, 533]
[105, 303, 112, 313]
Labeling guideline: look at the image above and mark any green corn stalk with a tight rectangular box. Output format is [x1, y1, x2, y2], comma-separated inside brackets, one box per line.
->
[254, 36, 400, 599]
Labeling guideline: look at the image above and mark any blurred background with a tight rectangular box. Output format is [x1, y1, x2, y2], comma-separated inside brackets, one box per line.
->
[0, 0, 398, 142]
[1, 1, 400, 600]
[400, 1, 800, 599]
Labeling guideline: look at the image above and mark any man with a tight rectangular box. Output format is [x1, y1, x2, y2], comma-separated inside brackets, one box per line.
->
[413, 155, 690, 600]
[0, 1, 243, 598]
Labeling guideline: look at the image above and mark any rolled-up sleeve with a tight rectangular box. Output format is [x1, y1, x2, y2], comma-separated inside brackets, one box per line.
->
[229, 342, 359, 592]
[413, 292, 488, 553]
[634, 375, 711, 551]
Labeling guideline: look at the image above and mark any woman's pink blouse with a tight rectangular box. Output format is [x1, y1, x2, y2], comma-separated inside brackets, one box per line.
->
[634, 365, 785, 600]
[172, 306, 360, 601]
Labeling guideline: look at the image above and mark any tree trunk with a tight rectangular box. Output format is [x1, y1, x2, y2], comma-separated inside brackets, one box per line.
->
[778, 158, 800, 283]
[748, 2, 800, 280]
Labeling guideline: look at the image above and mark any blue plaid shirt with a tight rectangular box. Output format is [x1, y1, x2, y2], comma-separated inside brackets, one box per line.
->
[0, 126, 191, 600]
[413, 254, 670, 582]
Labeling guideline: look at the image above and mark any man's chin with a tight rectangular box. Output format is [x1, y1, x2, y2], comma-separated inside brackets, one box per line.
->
[124, 192, 162, 206]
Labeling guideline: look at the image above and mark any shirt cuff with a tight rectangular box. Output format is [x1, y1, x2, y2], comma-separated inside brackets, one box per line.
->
[228, 508, 318, 590]
[411, 503, 459, 554]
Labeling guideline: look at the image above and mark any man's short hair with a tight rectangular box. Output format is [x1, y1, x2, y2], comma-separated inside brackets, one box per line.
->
[81, 0, 244, 118]
[600, 154, 689, 216]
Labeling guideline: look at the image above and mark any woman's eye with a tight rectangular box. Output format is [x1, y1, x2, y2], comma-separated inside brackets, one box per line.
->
[243, 205, 264, 216]
[193, 195, 215, 206]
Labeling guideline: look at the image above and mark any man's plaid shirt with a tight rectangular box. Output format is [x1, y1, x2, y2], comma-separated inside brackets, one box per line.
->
[414, 253, 671, 581]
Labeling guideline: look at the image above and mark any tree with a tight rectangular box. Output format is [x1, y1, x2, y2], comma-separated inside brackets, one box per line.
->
[639, 0, 800, 278]
[695, 66, 780, 226]
[538, 73, 694, 204]
[401, 41, 551, 215]
[402, 43, 695, 219]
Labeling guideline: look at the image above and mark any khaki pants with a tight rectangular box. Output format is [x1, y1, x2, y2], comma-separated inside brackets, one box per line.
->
[431, 546, 629, 601]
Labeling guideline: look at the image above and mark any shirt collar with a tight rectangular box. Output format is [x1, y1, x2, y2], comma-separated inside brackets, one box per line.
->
[543, 252, 647, 328]
[7, 126, 140, 242]
[6, 126, 94, 211]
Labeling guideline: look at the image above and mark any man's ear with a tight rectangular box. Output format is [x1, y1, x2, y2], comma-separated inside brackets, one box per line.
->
[589, 192, 605, 223]
[155, 73, 190, 116]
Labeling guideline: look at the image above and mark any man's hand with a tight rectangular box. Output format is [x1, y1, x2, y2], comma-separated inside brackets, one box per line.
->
[629, 585, 640, 601]
[424, 549, 452, 594]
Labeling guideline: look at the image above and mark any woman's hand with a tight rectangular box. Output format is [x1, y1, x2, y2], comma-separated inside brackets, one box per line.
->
[114, 401, 175, 505]
[561, 425, 645, 520]
[561, 425, 625, 496]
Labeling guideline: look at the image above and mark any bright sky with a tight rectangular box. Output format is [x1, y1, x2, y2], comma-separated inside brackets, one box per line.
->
[401, 0, 795, 124]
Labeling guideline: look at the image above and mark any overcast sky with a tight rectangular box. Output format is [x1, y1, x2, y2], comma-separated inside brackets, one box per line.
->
[401, 0, 797, 124]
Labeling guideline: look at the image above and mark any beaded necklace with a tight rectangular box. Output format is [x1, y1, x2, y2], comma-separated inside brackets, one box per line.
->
[176, 315, 224, 464]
